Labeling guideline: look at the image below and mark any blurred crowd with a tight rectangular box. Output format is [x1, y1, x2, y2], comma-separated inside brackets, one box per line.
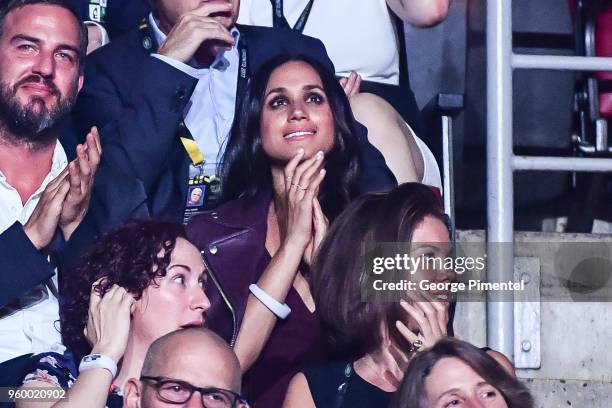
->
[0, 0, 534, 407]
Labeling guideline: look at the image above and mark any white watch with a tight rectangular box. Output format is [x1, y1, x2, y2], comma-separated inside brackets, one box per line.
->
[79, 354, 117, 378]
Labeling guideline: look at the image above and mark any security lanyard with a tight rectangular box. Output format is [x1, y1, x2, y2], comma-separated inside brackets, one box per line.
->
[179, 39, 249, 167]
[270, 0, 315, 33]
[179, 40, 249, 220]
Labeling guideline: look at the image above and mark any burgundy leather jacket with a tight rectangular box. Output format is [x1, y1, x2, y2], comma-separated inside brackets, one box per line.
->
[186, 189, 273, 345]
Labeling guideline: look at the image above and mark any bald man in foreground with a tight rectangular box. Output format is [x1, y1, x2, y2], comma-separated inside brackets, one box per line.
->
[123, 328, 248, 408]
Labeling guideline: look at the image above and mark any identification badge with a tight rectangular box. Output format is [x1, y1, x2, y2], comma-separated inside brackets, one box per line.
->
[182, 165, 223, 224]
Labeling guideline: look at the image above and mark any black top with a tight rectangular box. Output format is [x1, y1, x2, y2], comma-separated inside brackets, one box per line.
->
[303, 362, 392, 408]
[106, 393, 123, 408]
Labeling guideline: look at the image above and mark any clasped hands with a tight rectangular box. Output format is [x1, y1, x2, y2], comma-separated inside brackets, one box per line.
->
[277, 148, 329, 267]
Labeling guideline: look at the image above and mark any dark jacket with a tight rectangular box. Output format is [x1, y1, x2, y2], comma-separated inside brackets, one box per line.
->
[72, 22, 394, 233]
[0, 223, 55, 309]
[185, 190, 272, 345]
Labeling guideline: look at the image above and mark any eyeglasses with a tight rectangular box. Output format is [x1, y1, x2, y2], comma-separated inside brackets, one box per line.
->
[140, 376, 249, 408]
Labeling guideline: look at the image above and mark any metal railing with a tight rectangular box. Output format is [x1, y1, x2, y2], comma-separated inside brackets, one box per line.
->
[486, 0, 612, 360]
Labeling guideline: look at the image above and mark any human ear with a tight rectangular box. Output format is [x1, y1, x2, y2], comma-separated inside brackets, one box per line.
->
[123, 378, 142, 408]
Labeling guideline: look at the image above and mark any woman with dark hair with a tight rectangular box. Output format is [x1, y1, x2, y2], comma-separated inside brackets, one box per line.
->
[186, 54, 362, 408]
[17, 220, 211, 408]
[221, 53, 361, 219]
[282, 183, 454, 407]
[392, 338, 534, 408]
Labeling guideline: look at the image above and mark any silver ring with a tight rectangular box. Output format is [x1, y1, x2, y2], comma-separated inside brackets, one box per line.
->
[412, 339, 424, 352]
[291, 183, 307, 190]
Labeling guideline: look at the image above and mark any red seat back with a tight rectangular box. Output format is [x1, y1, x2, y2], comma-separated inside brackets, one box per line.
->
[567, 0, 612, 117]
[596, 7, 612, 117]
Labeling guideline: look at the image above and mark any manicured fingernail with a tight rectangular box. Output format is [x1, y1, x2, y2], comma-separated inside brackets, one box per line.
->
[315, 151, 323, 160]
[297, 148, 305, 155]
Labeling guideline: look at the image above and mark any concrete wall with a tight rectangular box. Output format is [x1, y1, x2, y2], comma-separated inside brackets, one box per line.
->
[455, 230, 612, 406]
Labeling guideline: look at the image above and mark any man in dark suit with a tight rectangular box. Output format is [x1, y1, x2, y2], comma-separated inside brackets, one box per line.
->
[72, 0, 395, 232]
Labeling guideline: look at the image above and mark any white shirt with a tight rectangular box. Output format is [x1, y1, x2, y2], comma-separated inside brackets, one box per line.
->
[0, 141, 68, 363]
[149, 14, 240, 177]
[237, 0, 400, 85]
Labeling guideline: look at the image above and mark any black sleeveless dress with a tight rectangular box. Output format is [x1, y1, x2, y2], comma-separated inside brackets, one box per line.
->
[303, 362, 393, 408]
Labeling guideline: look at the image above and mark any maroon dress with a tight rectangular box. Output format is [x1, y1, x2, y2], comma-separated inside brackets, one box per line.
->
[243, 256, 323, 407]
[187, 190, 324, 408]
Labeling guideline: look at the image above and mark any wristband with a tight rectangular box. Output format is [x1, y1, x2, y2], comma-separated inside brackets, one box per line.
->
[79, 354, 117, 378]
[249, 284, 291, 319]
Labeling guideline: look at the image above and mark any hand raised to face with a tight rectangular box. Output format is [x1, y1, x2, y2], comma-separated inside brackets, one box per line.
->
[86, 282, 135, 364]
[396, 291, 449, 353]
[157, 2, 236, 63]
[277, 149, 327, 253]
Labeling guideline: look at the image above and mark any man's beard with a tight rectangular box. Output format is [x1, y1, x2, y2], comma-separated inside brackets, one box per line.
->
[0, 75, 77, 148]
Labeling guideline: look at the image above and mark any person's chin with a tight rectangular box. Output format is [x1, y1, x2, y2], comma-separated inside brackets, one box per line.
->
[269, 150, 303, 165]
[28, 97, 53, 109]
[21, 91, 57, 107]
[294, 145, 317, 160]
[268, 144, 321, 164]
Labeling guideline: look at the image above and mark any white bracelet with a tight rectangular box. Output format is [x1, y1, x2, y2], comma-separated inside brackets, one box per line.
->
[249, 284, 291, 319]
[79, 354, 117, 378]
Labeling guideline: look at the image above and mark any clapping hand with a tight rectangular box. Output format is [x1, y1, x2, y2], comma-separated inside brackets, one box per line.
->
[302, 196, 329, 266]
[59, 127, 101, 241]
[23, 127, 101, 248]
[23, 167, 70, 249]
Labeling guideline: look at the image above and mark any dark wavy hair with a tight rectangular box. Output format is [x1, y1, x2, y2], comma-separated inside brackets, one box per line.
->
[392, 338, 534, 408]
[311, 183, 449, 361]
[221, 54, 361, 220]
[61, 220, 187, 360]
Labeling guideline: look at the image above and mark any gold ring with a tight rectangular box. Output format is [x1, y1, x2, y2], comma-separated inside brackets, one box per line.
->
[412, 339, 424, 352]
